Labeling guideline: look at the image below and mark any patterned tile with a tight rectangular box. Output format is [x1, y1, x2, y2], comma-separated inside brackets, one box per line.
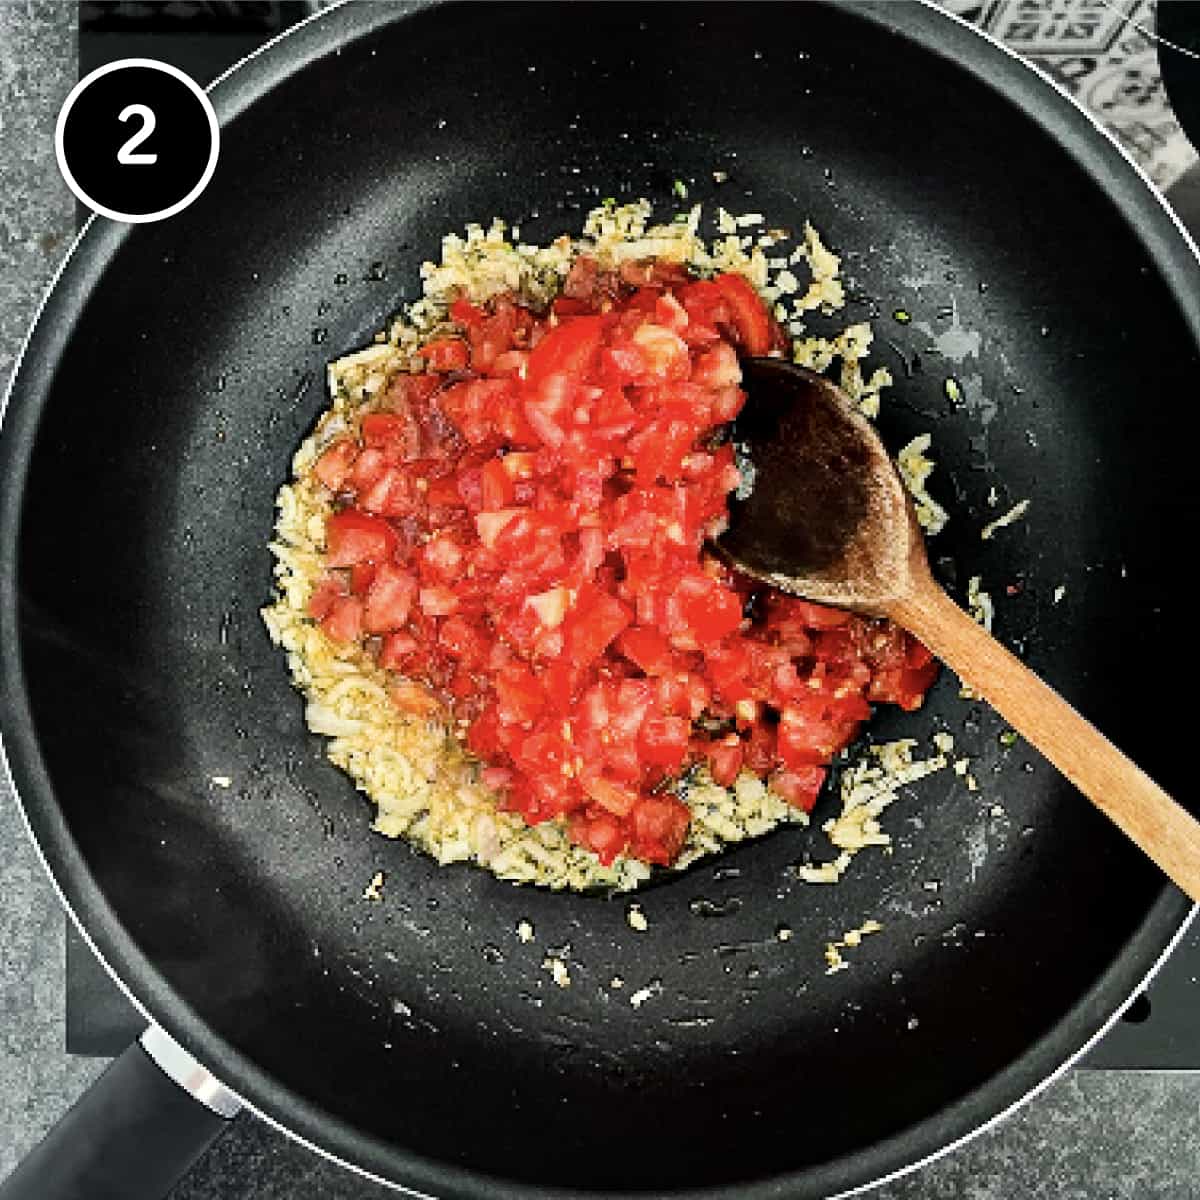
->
[937, 0, 1197, 188]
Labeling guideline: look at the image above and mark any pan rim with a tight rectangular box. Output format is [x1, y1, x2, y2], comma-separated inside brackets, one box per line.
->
[1, 2, 1197, 1197]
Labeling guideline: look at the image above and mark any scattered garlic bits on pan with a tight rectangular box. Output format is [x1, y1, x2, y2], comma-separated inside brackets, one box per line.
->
[542, 956, 571, 988]
[980, 498, 1030, 541]
[824, 919, 884, 974]
[958, 576, 995, 699]
[798, 739, 949, 885]
[362, 871, 385, 901]
[629, 979, 663, 1009]
[897, 434, 949, 535]
[966, 576, 994, 633]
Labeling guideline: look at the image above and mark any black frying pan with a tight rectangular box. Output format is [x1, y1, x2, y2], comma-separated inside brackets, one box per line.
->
[2, 3, 1198, 1198]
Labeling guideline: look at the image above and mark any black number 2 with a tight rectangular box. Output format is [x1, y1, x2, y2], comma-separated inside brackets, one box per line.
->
[117, 103, 157, 165]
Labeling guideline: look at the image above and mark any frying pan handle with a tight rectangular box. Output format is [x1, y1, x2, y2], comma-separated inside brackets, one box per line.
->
[0, 1026, 241, 1200]
[894, 581, 1200, 902]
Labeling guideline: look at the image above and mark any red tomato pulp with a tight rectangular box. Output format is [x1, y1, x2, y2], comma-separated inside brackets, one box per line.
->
[308, 258, 937, 866]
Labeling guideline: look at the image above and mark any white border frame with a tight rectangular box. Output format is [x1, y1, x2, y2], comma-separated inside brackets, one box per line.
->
[3, 2, 1198, 1197]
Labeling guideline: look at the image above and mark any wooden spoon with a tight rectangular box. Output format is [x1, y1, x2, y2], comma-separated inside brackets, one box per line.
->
[719, 357, 1200, 903]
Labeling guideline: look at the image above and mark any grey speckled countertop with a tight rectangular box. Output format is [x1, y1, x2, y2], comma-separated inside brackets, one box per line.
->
[1, 4, 1198, 1198]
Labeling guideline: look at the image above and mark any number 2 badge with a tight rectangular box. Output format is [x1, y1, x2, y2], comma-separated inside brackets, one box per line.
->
[56, 58, 219, 224]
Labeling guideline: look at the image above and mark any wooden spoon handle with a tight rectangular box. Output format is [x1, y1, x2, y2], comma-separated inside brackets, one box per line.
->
[891, 580, 1200, 903]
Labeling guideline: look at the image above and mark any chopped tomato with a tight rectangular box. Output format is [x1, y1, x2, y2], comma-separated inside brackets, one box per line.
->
[670, 573, 744, 643]
[629, 795, 690, 865]
[349, 561, 378, 596]
[364, 563, 417, 634]
[479, 458, 516, 509]
[563, 587, 631, 667]
[309, 265, 937, 869]
[313, 439, 358, 491]
[378, 631, 418, 669]
[450, 297, 486, 328]
[419, 585, 459, 617]
[423, 337, 470, 372]
[526, 316, 607, 385]
[325, 509, 397, 567]
[581, 774, 639, 817]
[308, 576, 344, 620]
[690, 341, 742, 389]
[361, 413, 414, 452]
[708, 736, 745, 787]
[391, 680, 445, 719]
[321, 595, 364, 643]
[713, 273, 774, 356]
[770, 766, 826, 811]
[617, 626, 675, 675]
[639, 715, 690, 773]
[573, 812, 626, 864]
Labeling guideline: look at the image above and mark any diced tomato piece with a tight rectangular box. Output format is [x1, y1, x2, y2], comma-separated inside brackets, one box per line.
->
[628, 417, 696, 484]
[708, 737, 745, 787]
[581, 774, 639, 817]
[382, 371, 443, 413]
[743, 722, 776, 773]
[308, 576, 344, 621]
[629, 795, 690, 865]
[770, 766, 826, 811]
[313, 440, 358, 491]
[574, 812, 626, 864]
[617, 626, 676, 675]
[639, 715, 690, 772]
[358, 467, 412, 517]
[349, 447, 387, 492]
[563, 588, 631, 667]
[364, 563, 417, 634]
[713, 273, 773, 356]
[906, 638, 934, 669]
[321, 595, 364, 643]
[500, 451, 537, 480]
[630, 322, 690, 380]
[419, 585, 459, 617]
[425, 476, 463, 508]
[439, 615, 486, 665]
[450, 297, 486, 328]
[710, 385, 745, 423]
[777, 706, 842, 769]
[654, 291, 689, 333]
[491, 349, 529, 377]
[527, 586, 571, 629]
[561, 255, 600, 300]
[325, 509, 398, 567]
[671, 573, 744, 644]
[479, 458, 516, 509]
[423, 337, 470, 372]
[525, 316, 607, 385]
[475, 508, 522, 548]
[349, 561, 377, 596]
[551, 296, 593, 317]
[361, 413, 409, 452]
[690, 341, 742, 389]
[378, 631, 418, 669]
[391, 680, 445, 719]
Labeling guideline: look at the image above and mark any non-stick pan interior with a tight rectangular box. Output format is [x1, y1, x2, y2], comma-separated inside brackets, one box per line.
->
[5, 3, 1199, 1196]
